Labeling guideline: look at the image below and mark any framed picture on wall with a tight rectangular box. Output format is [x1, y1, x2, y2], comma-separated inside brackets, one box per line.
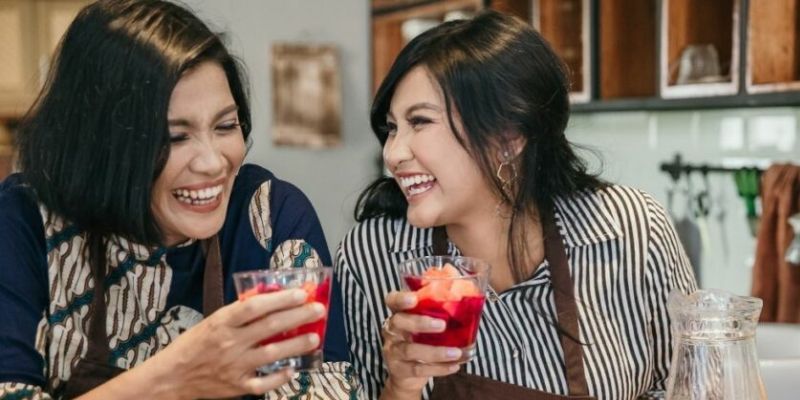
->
[271, 43, 342, 148]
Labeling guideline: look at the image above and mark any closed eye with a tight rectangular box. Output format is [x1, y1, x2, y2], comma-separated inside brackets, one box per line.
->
[216, 120, 241, 132]
[407, 116, 432, 129]
[169, 133, 189, 144]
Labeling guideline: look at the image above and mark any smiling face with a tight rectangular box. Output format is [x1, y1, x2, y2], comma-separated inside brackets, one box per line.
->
[151, 61, 246, 246]
[383, 66, 498, 229]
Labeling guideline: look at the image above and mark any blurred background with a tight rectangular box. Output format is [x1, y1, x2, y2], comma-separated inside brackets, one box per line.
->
[1, 0, 798, 299]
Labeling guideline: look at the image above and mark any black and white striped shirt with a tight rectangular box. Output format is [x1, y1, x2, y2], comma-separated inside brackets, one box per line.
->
[335, 185, 697, 399]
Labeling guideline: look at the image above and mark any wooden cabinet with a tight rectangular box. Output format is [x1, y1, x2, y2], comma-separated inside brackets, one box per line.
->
[746, 0, 800, 93]
[0, 0, 88, 119]
[599, 0, 657, 99]
[437, 0, 800, 111]
[660, 0, 739, 98]
[534, 0, 591, 102]
[371, 0, 484, 93]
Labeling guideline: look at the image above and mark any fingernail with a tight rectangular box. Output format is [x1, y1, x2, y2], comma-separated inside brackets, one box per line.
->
[311, 302, 326, 315]
[401, 295, 415, 307]
[429, 319, 446, 330]
[291, 289, 307, 301]
[308, 333, 320, 346]
[445, 348, 461, 359]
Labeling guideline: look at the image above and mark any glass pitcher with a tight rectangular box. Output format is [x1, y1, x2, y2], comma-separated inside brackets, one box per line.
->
[665, 289, 767, 400]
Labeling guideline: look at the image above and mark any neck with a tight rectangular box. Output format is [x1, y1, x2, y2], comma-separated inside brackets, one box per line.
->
[445, 206, 544, 293]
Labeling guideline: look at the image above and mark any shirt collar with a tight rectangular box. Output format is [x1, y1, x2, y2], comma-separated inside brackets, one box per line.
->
[389, 189, 623, 254]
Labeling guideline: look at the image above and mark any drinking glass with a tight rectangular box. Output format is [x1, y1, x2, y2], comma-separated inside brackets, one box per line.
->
[233, 267, 332, 374]
[397, 256, 490, 361]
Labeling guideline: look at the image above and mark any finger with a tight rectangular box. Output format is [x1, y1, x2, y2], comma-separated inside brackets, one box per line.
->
[242, 368, 295, 395]
[241, 302, 325, 344]
[225, 289, 309, 326]
[388, 360, 461, 379]
[389, 342, 463, 364]
[242, 333, 320, 370]
[390, 312, 446, 335]
[385, 291, 417, 312]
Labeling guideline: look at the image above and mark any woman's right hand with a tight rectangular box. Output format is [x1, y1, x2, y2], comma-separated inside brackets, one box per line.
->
[149, 288, 325, 399]
[380, 291, 464, 399]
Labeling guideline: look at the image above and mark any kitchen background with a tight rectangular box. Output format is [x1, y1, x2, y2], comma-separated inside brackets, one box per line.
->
[1, 0, 798, 298]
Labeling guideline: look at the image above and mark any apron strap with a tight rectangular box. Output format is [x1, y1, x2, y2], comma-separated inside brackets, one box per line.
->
[202, 235, 225, 315]
[541, 209, 590, 396]
[432, 226, 448, 256]
[429, 207, 590, 396]
[85, 252, 113, 364]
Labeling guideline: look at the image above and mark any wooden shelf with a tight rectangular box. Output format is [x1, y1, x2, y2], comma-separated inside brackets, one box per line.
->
[532, 0, 591, 102]
[371, 0, 483, 93]
[599, 0, 657, 99]
[747, 0, 800, 93]
[660, 0, 740, 98]
[378, 0, 800, 112]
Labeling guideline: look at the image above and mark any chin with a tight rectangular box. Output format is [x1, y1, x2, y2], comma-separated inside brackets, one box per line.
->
[182, 221, 224, 240]
[406, 208, 440, 229]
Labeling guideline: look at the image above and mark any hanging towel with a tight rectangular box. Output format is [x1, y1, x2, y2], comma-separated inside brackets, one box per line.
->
[751, 164, 800, 323]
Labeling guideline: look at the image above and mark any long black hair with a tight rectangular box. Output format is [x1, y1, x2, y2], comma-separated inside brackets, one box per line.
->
[16, 0, 251, 272]
[356, 10, 604, 282]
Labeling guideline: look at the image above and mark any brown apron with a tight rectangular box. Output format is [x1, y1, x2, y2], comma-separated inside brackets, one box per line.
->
[429, 210, 596, 400]
[60, 236, 225, 399]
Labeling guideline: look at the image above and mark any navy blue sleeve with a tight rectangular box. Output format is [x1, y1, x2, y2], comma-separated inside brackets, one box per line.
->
[0, 177, 49, 387]
[269, 178, 349, 363]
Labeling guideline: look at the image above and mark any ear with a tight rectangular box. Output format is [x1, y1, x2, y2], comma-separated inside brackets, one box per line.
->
[495, 132, 526, 161]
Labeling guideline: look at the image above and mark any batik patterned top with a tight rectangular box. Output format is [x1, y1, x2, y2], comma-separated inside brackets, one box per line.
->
[0, 164, 356, 399]
[336, 185, 697, 399]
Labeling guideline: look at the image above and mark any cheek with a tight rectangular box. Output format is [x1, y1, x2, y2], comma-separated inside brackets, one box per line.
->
[225, 135, 247, 167]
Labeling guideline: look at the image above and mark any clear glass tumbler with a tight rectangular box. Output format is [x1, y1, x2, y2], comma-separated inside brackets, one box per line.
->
[397, 255, 490, 362]
[233, 267, 332, 374]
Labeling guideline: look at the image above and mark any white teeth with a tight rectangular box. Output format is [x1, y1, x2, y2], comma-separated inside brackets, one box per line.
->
[399, 174, 435, 189]
[172, 184, 224, 204]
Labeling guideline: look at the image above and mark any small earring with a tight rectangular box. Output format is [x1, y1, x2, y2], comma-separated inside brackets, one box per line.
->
[495, 151, 517, 219]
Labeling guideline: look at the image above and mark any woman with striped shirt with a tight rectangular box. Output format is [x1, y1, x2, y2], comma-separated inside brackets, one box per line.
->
[336, 10, 696, 400]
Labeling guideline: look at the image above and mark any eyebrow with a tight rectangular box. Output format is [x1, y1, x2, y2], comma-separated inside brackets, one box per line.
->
[387, 102, 442, 120]
[168, 104, 239, 127]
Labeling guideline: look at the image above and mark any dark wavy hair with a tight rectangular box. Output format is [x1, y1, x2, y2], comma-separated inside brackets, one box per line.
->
[17, 0, 251, 248]
[356, 10, 603, 282]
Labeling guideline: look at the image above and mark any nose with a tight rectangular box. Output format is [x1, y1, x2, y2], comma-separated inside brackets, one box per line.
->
[190, 135, 226, 176]
[383, 132, 413, 173]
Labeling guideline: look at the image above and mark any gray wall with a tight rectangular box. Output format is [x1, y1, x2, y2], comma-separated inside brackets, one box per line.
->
[182, 0, 375, 259]
[182, 0, 799, 295]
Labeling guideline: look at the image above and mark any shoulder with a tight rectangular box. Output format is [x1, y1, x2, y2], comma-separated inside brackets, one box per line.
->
[339, 216, 422, 262]
[0, 174, 43, 231]
[595, 184, 662, 216]
[340, 216, 399, 254]
[555, 185, 666, 246]
[232, 164, 314, 214]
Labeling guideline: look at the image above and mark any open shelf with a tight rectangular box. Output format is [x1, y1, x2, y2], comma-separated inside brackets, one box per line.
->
[660, 0, 740, 98]
[747, 0, 800, 93]
[532, 0, 591, 102]
[598, 0, 657, 99]
[371, 0, 483, 93]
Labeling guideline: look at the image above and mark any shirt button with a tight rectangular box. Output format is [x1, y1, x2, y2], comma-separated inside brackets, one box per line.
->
[512, 349, 519, 359]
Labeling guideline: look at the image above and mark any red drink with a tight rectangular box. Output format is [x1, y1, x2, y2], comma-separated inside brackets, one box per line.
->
[233, 267, 333, 373]
[404, 275, 485, 348]
[238, 277, 331, 348]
